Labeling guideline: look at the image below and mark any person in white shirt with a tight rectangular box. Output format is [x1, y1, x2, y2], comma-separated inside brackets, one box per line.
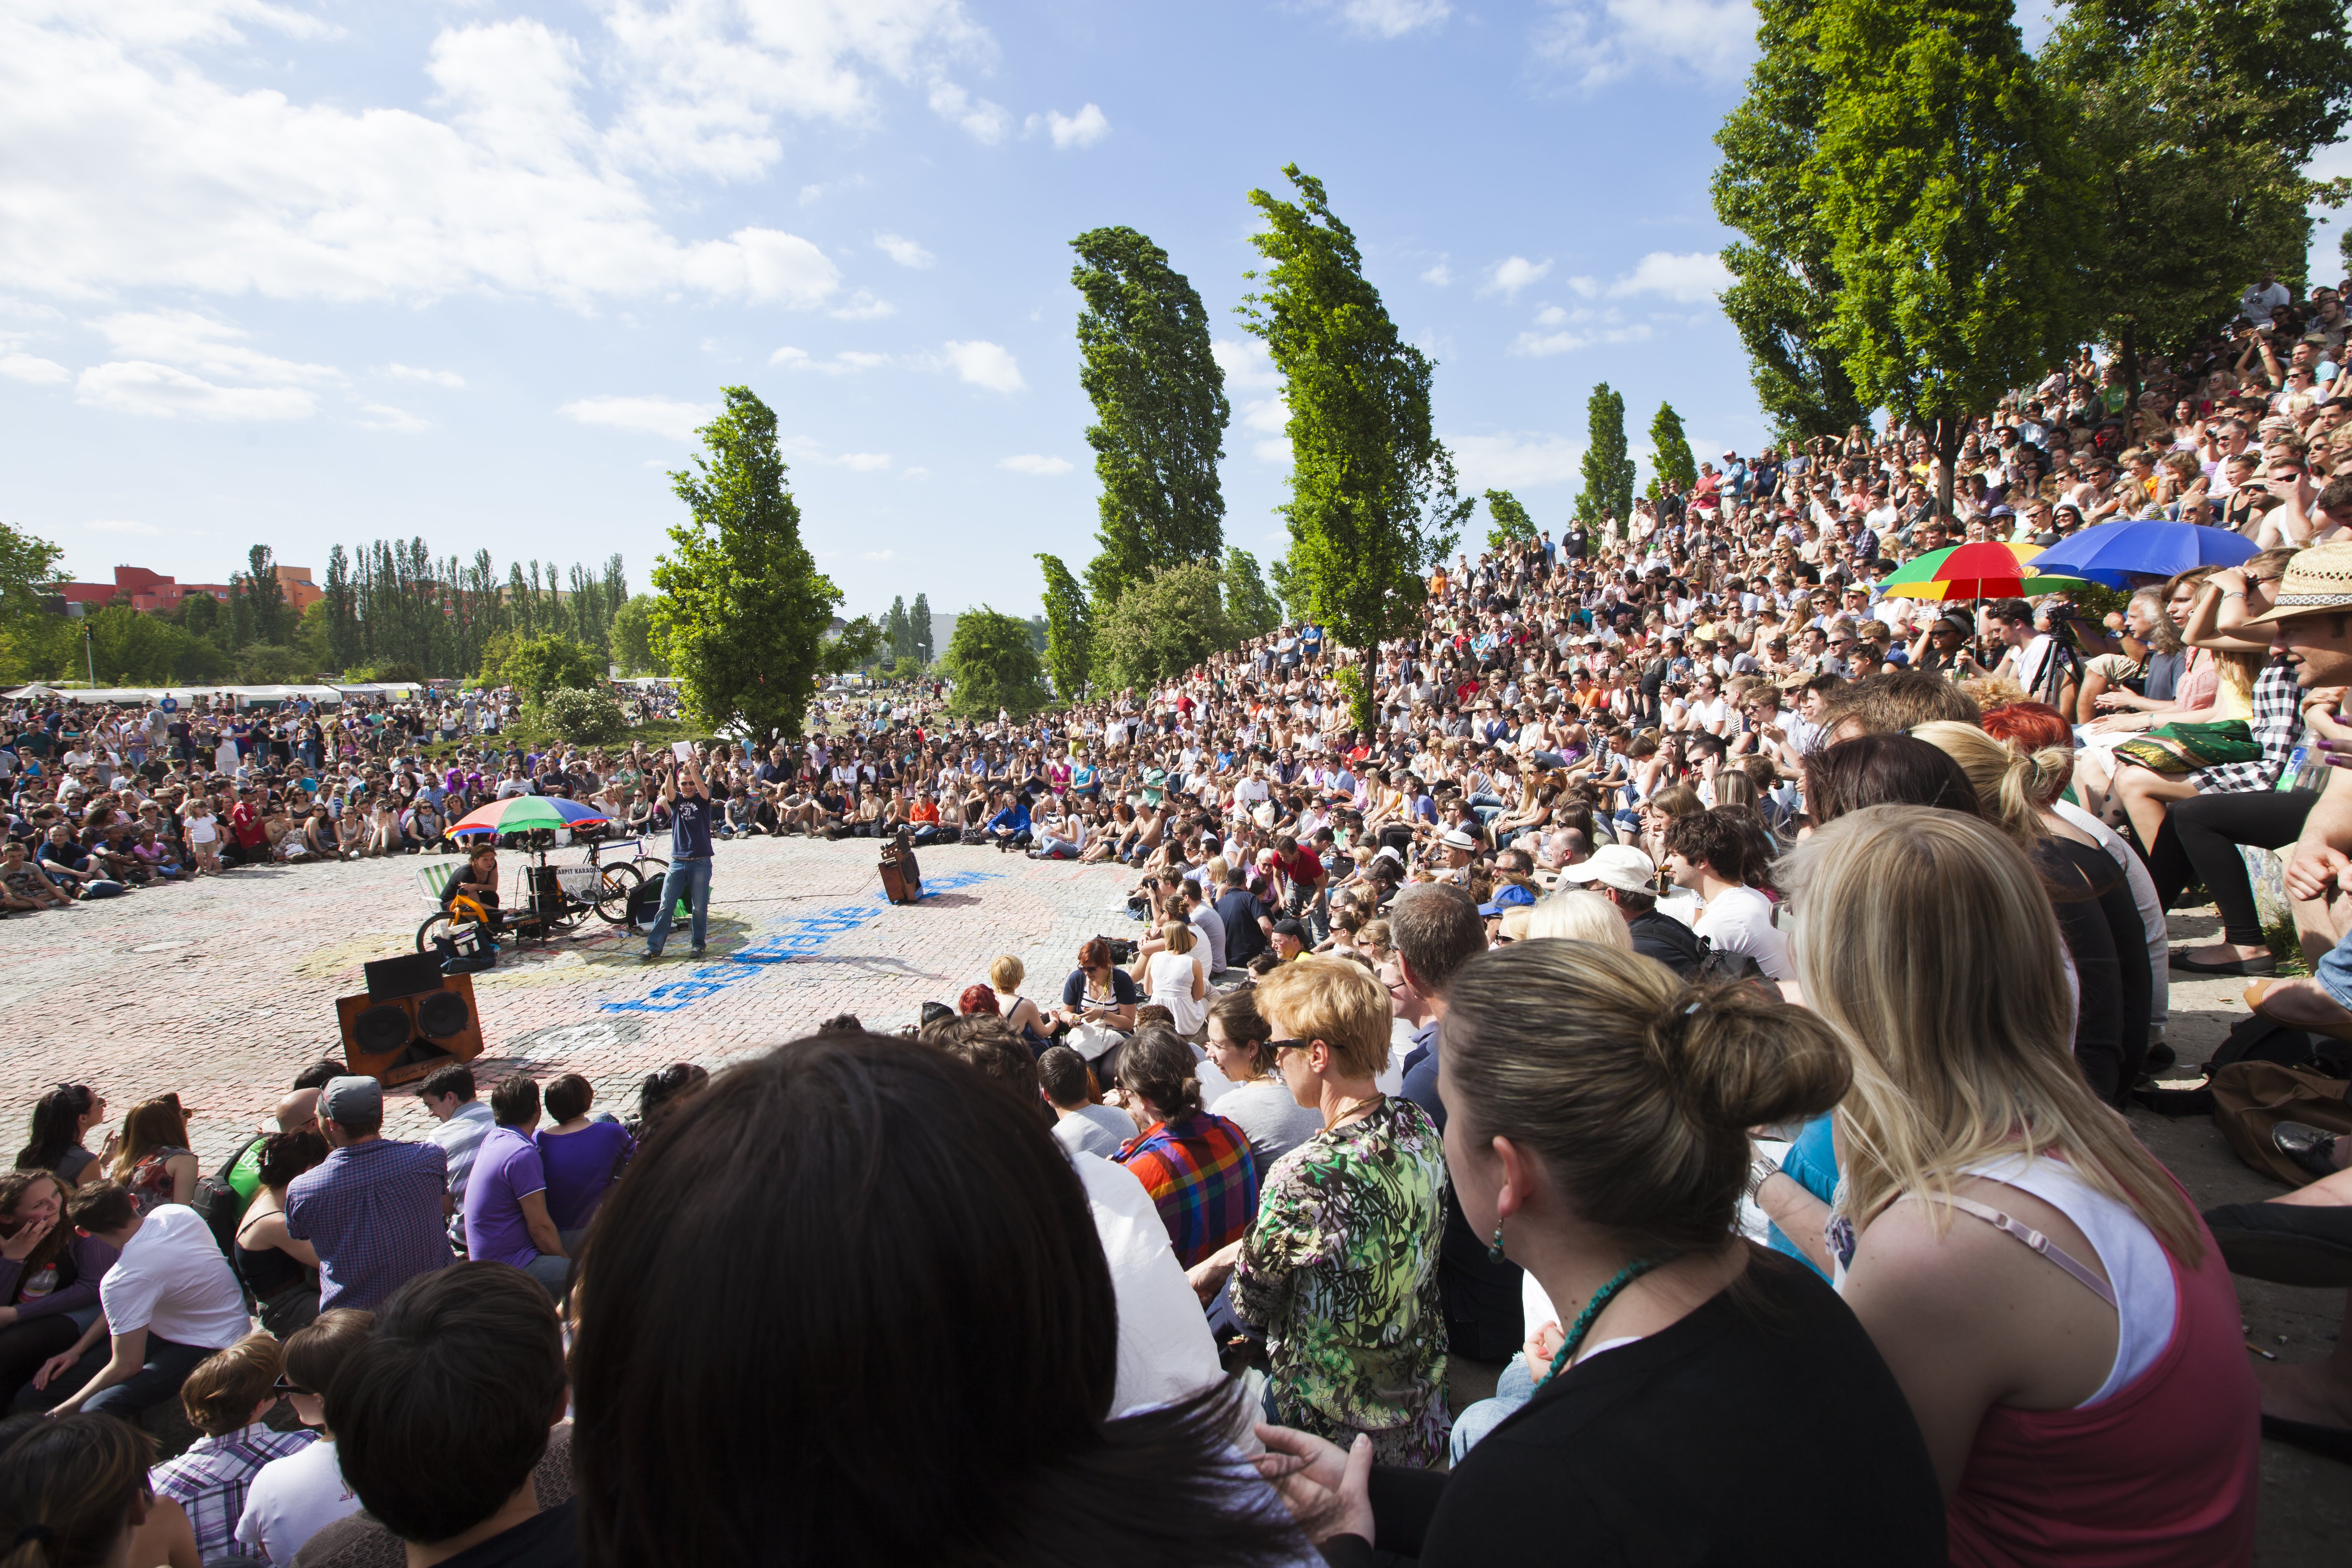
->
[235, 1309, 372, 1563]
[1663, 810, 1794, 981]
[418, 1063, 497, 1238]
[36, 1183, 249, 1418]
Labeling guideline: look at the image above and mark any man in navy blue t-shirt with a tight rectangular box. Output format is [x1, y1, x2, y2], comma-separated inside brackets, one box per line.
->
[643, 757, 714, 960]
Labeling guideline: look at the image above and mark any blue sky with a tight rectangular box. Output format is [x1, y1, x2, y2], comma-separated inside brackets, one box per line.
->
[1, 0, 2343, 621]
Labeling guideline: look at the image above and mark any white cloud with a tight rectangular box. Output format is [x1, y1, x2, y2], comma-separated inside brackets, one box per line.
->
[1449, 430, 1585, 488]
[940, 339, 1024, 394]
[1480, 256, 1552, 300]
[0, 352, 69, 384]
[1253, 437, 1292, 466]
[1212, 337, 1282, 392]
[384, 363, 464, 388]
[1534, 304, 1568, 327]
[88, 517, 162, 537]
[832, 451, 892, 471]
[1039, 103, 1109, 149]
[829, 291, 895, 320]
[358, 403, 430, 433]
[780, 436, 892, 470]
[75, 361, 316, 420]
[862, 548, 896, 560]
[1607, 250, 1733, 303]
[0, 12, 854, 310]
[1566, 276, 1598, 298]
[1421, 260, 1452, 287]
[1330, 0, 1453, 39]
[1534, 0, 1757, 90]
[558, 394, 714, 441]
[998, 453, 1072, 475]
[1510, 322, 1653, 357]
[93, 309, 339, 386]
[874, 232, 936, 269]
[927, 78, 1011, 143]
[769, 346, 887, 373]
[1242, 396, 1290, 435]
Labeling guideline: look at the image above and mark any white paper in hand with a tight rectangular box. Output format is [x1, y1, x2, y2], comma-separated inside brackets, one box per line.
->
[672, 740, 695, 762]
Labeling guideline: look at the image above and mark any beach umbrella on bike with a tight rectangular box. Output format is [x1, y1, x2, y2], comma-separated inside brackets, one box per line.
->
[448, 796, 611, 837]
[2019, 519, 2257, 589]
[1878, 541, 2087, 602]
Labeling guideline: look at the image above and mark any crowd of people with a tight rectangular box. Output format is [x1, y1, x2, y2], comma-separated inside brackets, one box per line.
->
[9, 274, 2352, 1565]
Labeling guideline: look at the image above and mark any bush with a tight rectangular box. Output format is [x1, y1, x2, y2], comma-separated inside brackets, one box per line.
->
[537, 686, 627, 744]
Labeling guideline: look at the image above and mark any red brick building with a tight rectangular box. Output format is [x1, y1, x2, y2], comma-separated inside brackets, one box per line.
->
[54, 565, 321, 616]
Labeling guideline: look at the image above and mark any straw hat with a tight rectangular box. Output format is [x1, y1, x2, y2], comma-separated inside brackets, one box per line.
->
[2244, 542, 2352, 625]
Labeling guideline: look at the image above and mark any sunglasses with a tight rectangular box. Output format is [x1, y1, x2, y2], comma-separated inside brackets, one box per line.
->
[273, 1376, 312, 1396]
[1265, 1038, 1314, 1056]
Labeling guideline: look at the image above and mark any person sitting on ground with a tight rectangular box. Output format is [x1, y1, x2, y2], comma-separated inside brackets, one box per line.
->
[418, 1063, 495, 1245]
[108, 1094, 198, 1215]
[986, 954, 1052, 1050]
[1202, 987, 1325, 1175]
[28, 1180, 248, 1421]
[463, 1076, 572, 1304]
[0, 1413, 161, 1568]
[0, 1169, 119, 1413]
[233, 1309, 374, 1564]
[1261, 937, 1946, 1565]
[534, 1073, 634, 1252]
[324, 1264, 578, 1568]
[13, 1083, 105, 1189]
[285, 1076, 452, 1314]
[1038, 1044, 1135, 1161]
[1134, 919, 1211, 1041]
[1662, 807, 1794, 980]
[233, 1129, 328, 1338]
[145, 1332, 316, 1565]
[1111, 1027, 1260, 1270]
[1052, 936, 1140, 1078]
[569, 1032, 1307, 1566]
[627, 1063, 708, 1144]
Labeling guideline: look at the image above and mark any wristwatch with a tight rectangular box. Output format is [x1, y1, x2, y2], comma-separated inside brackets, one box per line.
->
[1744, 1153, 1782, 1202]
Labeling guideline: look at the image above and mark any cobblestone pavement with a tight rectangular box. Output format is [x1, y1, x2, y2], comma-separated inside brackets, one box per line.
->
[6, 838, 1140, 1161]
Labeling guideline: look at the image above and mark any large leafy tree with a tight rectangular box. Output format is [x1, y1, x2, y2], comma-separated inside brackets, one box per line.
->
[1484, 490, 1536, 550]
[609, 594, 668, 675]
[1576, 384, 1636, 525]
[1092, 560, 1233, 694]
[1070, 226, 1231, 608]
[0, 518, 63, 683]
[1712, 0, 1867, 439]
[909, 593, 934, 665]
[1239, 165, 1469, 712]
[651, 387, 843, 745]
[1222, 547, 1283, 640]
[941, 607, 1050, 720]
[241, 544, 287, 648]
[1647, 403, 1697, 498]
[1809, 0, 2094, 518]
[2044, 0, 2352, 417]
[884, 596, 913, 665]
[1034, 553, 1094, 700]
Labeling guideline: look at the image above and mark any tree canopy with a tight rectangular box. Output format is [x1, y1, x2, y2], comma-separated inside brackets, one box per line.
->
[1647, 404, 1698, 498]
[1222, 547, 1283, 640]
[1576, 384, 1636, 524]
[1034, 552, 1094, 699]
[941, 606, 1050, 720]
[1484, 490, 1537, 550]
[1092, 560, 1233, 694]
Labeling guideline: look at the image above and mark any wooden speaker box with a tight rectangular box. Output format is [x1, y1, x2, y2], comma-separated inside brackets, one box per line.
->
[878, 843, 922, 905]
[336, 972, 485, 1088]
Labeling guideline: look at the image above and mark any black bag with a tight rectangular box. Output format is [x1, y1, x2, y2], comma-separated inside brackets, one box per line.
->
[190, 1136, 263, 1259]
[2208, 1011, 2352, 1078]
[1693, 936, 1770, 988]
[434, 926, 497, 975]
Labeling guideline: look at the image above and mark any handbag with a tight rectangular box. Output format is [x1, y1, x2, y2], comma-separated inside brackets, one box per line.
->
[2209, 1060, 2352, 1186]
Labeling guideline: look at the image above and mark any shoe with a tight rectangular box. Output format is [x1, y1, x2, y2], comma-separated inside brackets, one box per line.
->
[2275, 1122, 2347, 1182]
[640, 947, 663, 962]
[2145, 1041, 2177, 1070]
[690, 946, 706, 959]
[2171, 947, 2277, 976]
[2244, 978, 2352, 1045]
[2201, 1200, 2352, 1287]
[2262, 1413, 2352, 1465]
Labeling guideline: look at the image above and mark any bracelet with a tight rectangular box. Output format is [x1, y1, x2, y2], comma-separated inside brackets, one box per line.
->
[1744, 1155, 1782, 1202]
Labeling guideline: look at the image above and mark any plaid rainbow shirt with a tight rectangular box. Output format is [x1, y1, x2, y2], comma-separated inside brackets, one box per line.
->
[149, 1421, 316, 1563]
[1116, 1111, 1260, 1268]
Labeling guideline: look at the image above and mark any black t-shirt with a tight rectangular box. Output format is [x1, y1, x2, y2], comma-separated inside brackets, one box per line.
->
[437, 1499, 579, 1568]
[1214, 889, 1270, 962]
[1326, 1254, 1945, 1568]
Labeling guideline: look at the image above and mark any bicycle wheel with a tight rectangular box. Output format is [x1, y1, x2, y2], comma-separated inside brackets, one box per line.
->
[592, 864, 642, 925]
[416, 910, 463, 954]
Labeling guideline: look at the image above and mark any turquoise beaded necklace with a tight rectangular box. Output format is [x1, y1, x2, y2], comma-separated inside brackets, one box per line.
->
[1545, 1254, 1677, 1383]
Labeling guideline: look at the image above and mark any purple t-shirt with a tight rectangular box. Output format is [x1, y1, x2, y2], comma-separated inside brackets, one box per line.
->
[461, 1127, 547, 1269]
[532, 1122, 636, 1231]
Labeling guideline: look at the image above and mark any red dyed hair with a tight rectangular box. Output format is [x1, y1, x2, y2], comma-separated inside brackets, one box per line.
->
[957, 984, 1001, 1016]
[1979, 701, 2073, 753]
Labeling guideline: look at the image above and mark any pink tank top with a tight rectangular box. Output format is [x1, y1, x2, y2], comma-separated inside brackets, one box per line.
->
[1945, 1203, 2259, 1567]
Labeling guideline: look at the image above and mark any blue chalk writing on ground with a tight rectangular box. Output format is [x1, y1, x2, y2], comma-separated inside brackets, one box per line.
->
[602, 869, 1002, 1015]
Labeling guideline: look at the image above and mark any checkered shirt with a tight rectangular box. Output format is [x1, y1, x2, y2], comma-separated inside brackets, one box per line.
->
[1115, 1112, 1260, 1269]
[149, 1422, 315, 1563]
[284, 1136, 454, 1312]
[2195, 660, 2303, 796]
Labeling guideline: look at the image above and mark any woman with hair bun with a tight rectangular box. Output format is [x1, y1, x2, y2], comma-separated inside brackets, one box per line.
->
[0, 1411, 157, 1568]
[1258, 939, 1944, 1565]
[1112, 1026, 1259, 1269]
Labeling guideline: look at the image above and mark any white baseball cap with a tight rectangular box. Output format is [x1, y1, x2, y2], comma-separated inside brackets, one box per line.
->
[1556, 843, 1656, 894]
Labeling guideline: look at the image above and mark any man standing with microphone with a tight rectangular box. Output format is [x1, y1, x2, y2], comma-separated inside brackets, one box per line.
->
[642, 752, 714, 961]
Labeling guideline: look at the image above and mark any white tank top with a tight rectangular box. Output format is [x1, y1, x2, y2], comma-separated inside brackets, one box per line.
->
[1148, 948, 1207, 1034]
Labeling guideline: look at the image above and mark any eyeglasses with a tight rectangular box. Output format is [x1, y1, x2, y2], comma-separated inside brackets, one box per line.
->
[273, 1376, 312, 1396]
[1265, 1038, 1313, 1055]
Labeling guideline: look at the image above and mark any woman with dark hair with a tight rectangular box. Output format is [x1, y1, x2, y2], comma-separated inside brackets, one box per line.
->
[0, 1171, 119, 1411]
[570, 1032, 1315, 1568]
[108, 1096, 196, 1215]
[13, 1086, 105, 1189]
[1053, 936, 1140, 1081]
[233, 1130, 328, 1336]
[1204, 988, 1325, 1174]
[627, 1063, 709, 1143]
[1259, 943, 1945, 1565]
[0, 1411, 159, 1568]
[1112, 1027, 1260, 1269]
[534, 1074, 634, 1248]
[1802, 734, 1985, 827]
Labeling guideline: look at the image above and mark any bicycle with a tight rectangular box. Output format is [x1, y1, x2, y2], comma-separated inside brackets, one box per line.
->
[579, 833, 668, 925]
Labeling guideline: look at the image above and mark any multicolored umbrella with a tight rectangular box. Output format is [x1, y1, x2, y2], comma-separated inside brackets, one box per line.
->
[448, 796, 611, 837]
[1878, 541, 2087, 602]
[2021, 519, 2257, 589]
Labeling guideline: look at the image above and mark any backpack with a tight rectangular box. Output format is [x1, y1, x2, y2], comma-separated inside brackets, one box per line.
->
[1693, 934, 1771, 988]
[190, 1136, 263, 1260]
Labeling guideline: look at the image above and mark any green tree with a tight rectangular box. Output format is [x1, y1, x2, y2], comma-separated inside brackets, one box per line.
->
[820, 616, 885, 678]
[1035, 553, 1095, 700]
[1092, 560, 1233, 694]
[2044, 0, 2352, 416]
[320, 545, 361, 669]
[1576, 384, 1636, 524]
[1483, 490, 1537, 550]
[1712, 0, 1868, 438]
[1647, 403, 1698, 498]
[242, 544, 287, 648]
[1810, 0, 2095, 518]
[1070, 226, 1231, 608]
[940, 607, 1050, 721]
[83, 605, 191, 684]
[484, 631, 603, 699]
[909, 593, 934, 664]
[1239, 164, 1470, 725]
[289, 600, 335, 675]
[608, 593, 668, 676]
[885, 596, 912, 664]
[1222, 547, 1283, 639]
[0, 518, 63, 683]
[650, 388, 844, 745]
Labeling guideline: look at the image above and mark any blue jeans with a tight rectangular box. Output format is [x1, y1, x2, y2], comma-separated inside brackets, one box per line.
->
[521, 1251, 573, 1305]
[2316, 924, 2352, 1011]
[77, 1333, 214, 1418]
[647, 855, 712, 954]
[1449, 1352, 1537, 1464]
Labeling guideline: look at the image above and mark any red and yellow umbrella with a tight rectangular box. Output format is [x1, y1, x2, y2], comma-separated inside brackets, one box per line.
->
[1878, 541, 2087, 602]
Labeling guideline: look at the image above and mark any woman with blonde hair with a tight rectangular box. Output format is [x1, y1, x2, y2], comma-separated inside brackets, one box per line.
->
[1756, 806, 2257, 1563]
[1134, 920, 1210, 1040]
[1914, 722, 2152, 1103]
[1519, 889, 1632, 949]
[986, 954, 1050, 1049]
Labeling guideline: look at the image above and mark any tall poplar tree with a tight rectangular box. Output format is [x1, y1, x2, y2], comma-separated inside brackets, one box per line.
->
[1648, 402, 1697, 498]
[1576, 384, 1636, 525]
[1034, 553, 1094, 700]
[910, 593, 934, 664]
[1069, 226, 1231, 609]
[1239, 165, 1469, 722]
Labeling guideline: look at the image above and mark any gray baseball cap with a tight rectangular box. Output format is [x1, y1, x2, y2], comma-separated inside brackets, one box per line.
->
[320, 1075, 382, 1126]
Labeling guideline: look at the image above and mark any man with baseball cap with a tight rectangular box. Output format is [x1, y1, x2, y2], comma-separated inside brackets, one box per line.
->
[1558, 844, 1702, 975]
[285, 1075, 454, 1313]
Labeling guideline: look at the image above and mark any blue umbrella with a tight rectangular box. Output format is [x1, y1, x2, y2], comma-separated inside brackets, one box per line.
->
[2026, 520, 2256, 588]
